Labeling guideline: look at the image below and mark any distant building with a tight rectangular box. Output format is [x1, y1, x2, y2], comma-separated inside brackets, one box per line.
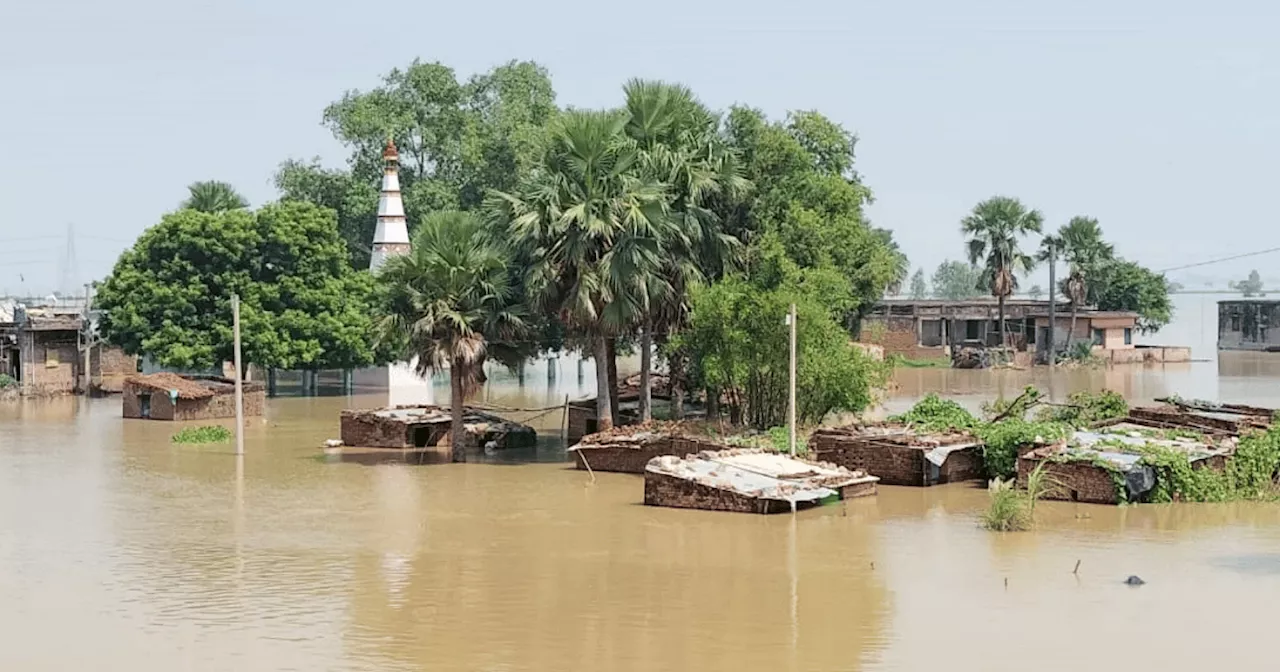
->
[857, 299, 1187, 364]
[1, 300, 137, 396]
[1218, 300, 1280, 351]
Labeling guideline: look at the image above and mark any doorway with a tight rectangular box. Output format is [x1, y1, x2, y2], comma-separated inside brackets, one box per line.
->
[412, 426, 431, 447]
[139, 394, 152, 419]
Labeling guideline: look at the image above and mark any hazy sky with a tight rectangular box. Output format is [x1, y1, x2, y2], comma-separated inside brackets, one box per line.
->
[2, 0, 1277, 295]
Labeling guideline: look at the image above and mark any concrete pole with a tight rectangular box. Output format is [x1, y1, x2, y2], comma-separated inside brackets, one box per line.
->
[232, 294, 245, 457]
[1047, 246, 1057, 368]
[788, 303, 797, 457]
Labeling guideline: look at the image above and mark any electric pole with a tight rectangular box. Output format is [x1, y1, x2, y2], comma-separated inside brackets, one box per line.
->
[787, 303, 797, 457]
[232, 294, 245, 456]
[1047, 246, 1057, 368]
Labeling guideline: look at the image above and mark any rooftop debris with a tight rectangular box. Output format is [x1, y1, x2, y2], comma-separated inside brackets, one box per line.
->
[568, 421, 733, 473]
[644, 448, 878, 514]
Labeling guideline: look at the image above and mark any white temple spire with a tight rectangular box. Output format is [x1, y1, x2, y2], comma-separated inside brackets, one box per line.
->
[369, 138, 410, 271]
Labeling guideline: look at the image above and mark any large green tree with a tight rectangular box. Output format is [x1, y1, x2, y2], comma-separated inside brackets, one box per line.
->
[278, 60, 557, 268]
[930, 260, 985, 300]
[97, 202, 380, 373]
[489, 109, 674, 431]
[1093, 259, 1174, 332]
[960, 196, 1043, 345]
[374, 211, 527, 461]
[182, 181, 248, 213]
[908, 269, 927, 299]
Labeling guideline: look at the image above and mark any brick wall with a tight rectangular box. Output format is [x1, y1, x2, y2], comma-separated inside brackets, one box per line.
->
[572, 435, 725, 473]
[92, 346, 138, 393]
[1017, 456, 1120, 504]
[810, 433, 983, 486]
[21, 333, 79, 394]
[857, 316, 948, 360]
[124, 384, 264, 421]
[644, 471, 793, 513]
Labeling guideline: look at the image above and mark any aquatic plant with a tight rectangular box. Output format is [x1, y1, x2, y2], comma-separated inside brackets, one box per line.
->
[982, 478, 1031, 531]
[0, 374, 16, 390]
[172, 425, 233, 444]
[890, 394, 978, 432]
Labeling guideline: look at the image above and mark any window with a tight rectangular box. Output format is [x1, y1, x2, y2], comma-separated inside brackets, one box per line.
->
[1124, 328, 1133, 345]
[1092, 329, 1105, 346]
[44, 347, 59, 368]
[920, 320, 943, 347]
[965, 320, 981, 340]
[1231, 315, 1242, 332]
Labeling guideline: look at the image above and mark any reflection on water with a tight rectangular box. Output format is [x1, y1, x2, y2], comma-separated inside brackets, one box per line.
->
[2, 294, 1280, 670]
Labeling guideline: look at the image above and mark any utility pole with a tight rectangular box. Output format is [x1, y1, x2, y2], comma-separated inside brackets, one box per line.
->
[232, 294, 245, 456]
[787, 303, 797, 457]
[1047, 246, 1057, 368]
[81, 283, 92, 394]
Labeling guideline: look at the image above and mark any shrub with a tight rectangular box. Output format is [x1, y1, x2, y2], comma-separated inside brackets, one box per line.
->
[172, 425, 233, 444]
[890, 394, 978, 432]
[0, 374, 17, 390]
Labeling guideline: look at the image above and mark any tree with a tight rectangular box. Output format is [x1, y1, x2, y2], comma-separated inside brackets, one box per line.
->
[97, 202, 381, 373]
[719, 107, 905, 319]
[182, 181, 248, 213]
[1094, 259, 1174, 332]
[274, 159, 378, 268]
[1231, 270, 1265, 297]
[675, 272, 885, 429]
[374, 211, 527, 461]
[930, 260, 985, 300]
[489, 109, 674, 431]
[960, 197, 1043, 344]
[908, 269, 927, 299]
[1027, 285, 1044, 301]
[1054, 216, 1114, 344]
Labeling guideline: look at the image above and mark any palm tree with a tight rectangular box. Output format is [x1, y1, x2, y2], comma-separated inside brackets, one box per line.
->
[623, 79, 748, 421]
[182, 181, 249, 213]
[1055, 217, 1114, 345]
[489, 109, 673, 431]
[961, 197, 1044, 346]
[374, 211, 527, 462]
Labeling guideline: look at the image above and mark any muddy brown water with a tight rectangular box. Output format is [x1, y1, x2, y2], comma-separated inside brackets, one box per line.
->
[3, 296, 1280, 671]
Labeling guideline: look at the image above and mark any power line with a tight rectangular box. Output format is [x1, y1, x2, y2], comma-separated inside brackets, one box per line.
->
[1160, 246, 1280, 274]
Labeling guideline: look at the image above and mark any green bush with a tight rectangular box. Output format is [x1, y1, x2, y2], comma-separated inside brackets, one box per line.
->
[1036, 389, 1128, 426]
[172, 425, 233, 444]
[0, 374, 17, 390]
[976, 419, 1069, 480]
[890, 394, 978, 432]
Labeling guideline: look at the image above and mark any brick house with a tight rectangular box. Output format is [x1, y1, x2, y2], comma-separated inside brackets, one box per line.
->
[11, 312, 83, 395]
[856, 299, 1185, 363]
[122, 372, 264, 420]
[808, 424, 984, 486]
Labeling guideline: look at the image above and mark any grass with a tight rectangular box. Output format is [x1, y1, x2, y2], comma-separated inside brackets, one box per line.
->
[982, 463, 1061, 531]
[890, 355, 951, 369]
[172, 425, 233, 444]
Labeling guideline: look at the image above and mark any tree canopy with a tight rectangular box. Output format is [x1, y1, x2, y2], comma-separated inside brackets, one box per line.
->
[182, 181, 249, 213]
[930, 260, 985, 300]
[97, 202, 381, 371]
[1231, 270, 1265, 297]
[908, 269, 927, 299]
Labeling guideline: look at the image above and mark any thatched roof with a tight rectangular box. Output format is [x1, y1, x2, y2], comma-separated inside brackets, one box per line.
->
[124, 372, 260, 399]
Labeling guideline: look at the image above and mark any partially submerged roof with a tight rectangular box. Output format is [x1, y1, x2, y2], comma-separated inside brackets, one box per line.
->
[569, 421, 720, 452]
[125, 372, 261, 398]
[646, 449, 877, 504]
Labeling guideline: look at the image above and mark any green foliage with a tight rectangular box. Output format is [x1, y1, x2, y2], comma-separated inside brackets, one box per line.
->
[0, 374, 16, 389]
[981, 385, 1042, 420]
[889, 355, 951, 369]
[1138, 426, 1280, 503]
[171, 425, 232, 444]
[1036, 390, 1128, 426]
[908, 269, 927, 299]
[982, 463, 1060, 531]
[1225, 427, 1280, 498]
[976, 419, 1069, 480]
[275, 159, 378, 268]
[1092, 259, 1173, 333]
[961, 196, 1043, 300]
[97, 202, 381, 371]
[930, 260, 984, 300]
[890, 394, 978, 431]
[675, 275, 886, 429]
[181, 181, 249, 213]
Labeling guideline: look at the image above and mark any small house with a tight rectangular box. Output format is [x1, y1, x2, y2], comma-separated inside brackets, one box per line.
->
[567, 422, 728, 473]
[808, 423, 984, 486]
[339, 405, 536, 450]
[123, 372, 265, 421]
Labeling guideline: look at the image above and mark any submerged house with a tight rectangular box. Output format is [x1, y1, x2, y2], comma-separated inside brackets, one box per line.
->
[123, 372, 265, 420]
[339, 405, 536, 450]
[857, 299, 1187, 365]
[1218, 300, 1280, 351]
[644, 449, 879, 514]
[808, 424, 984, 486]
[568, 423, 730, 473]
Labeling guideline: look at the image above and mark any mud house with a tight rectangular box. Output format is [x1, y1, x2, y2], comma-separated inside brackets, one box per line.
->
[567, 423, 729, 473]
[808, 424, 984, 486]
[643, 449, 879, 514]
[1218, 299, 1280, 351]
[3, 310, 83, 395]
[123, 372, 265, 420]
[339, 405, 536, 450]
[857, 299, 1187, 364]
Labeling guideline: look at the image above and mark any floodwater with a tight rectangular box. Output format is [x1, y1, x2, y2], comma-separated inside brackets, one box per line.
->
[3, 294, 1280, 671]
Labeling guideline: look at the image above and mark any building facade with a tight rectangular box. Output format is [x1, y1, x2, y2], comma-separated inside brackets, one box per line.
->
[1218, 300, 1280, 351]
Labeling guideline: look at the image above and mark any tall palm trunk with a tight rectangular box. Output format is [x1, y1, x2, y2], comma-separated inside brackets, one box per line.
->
[639, 323, 652, 423]
[593, 336, 614, 431]
[997, 293, 1006, 347]
[449, 361, 466, 463]
[606, 338, 620, 427]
